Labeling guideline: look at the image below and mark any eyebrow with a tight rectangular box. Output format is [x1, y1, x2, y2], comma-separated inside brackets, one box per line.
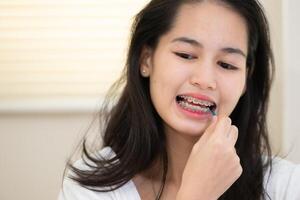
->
[171, 37, 247, 58]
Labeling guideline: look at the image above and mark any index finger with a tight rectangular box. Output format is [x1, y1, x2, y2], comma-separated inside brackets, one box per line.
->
[212, 116, 232, 138]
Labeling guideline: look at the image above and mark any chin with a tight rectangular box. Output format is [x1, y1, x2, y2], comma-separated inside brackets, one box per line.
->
[168, 123, 207, 137]
[182, 129, 206, 137]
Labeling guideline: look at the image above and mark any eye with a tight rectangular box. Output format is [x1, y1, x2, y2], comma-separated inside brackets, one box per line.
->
[174, 52, 197, 60]
[217, 61, 238, 70]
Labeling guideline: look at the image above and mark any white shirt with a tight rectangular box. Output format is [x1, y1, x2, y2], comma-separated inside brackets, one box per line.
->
[58, 147, 300, 200]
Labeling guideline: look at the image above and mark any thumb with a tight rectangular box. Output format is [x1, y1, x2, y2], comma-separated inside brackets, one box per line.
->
[196, 116, 218, 144]
[205, 116, 218, 133]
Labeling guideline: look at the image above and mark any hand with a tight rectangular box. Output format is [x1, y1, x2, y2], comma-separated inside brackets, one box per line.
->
[176, 116, 242, 200]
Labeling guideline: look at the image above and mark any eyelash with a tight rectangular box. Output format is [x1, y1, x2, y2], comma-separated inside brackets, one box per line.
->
[174, 52, 238, 70]
[217, 61, 238, 70]
[174, 52, 197, 60]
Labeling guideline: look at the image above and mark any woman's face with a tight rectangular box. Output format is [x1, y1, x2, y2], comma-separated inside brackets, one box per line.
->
[141, 2, 248, 137]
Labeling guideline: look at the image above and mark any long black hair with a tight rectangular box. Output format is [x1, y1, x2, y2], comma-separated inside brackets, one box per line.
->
[67, 0, 274, 199]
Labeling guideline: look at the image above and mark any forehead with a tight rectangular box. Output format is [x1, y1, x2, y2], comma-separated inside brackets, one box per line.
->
[161, 2, 248, 53]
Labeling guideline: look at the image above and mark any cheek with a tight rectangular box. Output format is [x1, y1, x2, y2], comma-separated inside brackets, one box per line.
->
[151, 55, 189, 90]
[149, 56, 192, 112]
[219, 75, 246, 114]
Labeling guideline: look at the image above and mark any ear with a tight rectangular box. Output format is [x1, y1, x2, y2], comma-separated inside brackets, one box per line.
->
[140, 46, 153, 77]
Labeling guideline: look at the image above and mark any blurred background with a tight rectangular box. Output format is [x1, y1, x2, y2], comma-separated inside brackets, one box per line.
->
[0, 0, 299, 199]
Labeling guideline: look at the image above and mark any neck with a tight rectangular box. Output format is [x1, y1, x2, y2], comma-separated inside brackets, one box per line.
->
[133, 127, 201, 199]
[164, 127, 199, 187]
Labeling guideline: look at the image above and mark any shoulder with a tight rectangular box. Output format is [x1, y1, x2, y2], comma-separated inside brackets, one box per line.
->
[58, 147, 140, 200]
[264, 157, 300, 200]
[58, 177, 139, 200]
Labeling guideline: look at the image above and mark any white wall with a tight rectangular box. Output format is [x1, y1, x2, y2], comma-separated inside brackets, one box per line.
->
[260, 0, 284, 157]
[282, 0, 300, 162]
[1, 1, 300, 200]
[0, 112, 96, 200]
[256, 0, 300, 163]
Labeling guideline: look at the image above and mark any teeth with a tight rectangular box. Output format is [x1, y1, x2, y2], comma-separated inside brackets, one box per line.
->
[178, 101, 210, 112]
[180, 95, 214, 107]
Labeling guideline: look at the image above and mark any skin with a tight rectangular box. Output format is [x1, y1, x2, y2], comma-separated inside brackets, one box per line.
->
[135, 2, 247, 199]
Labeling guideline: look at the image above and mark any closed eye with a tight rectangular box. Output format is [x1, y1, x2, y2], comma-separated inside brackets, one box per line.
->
[217, 61, 238, 70]
[174, 52, 197, 60]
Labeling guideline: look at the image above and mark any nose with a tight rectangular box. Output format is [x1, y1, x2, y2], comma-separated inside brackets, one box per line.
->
[189, 61, 217, 90]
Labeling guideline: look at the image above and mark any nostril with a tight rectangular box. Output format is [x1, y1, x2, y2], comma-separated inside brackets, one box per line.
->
[190, 78, 217, 90]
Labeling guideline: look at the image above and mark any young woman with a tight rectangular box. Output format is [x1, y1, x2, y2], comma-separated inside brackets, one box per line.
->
[59, 0, 300, 199]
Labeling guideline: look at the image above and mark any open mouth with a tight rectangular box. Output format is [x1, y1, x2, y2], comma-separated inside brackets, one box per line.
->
[176, 95, 217, 115]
